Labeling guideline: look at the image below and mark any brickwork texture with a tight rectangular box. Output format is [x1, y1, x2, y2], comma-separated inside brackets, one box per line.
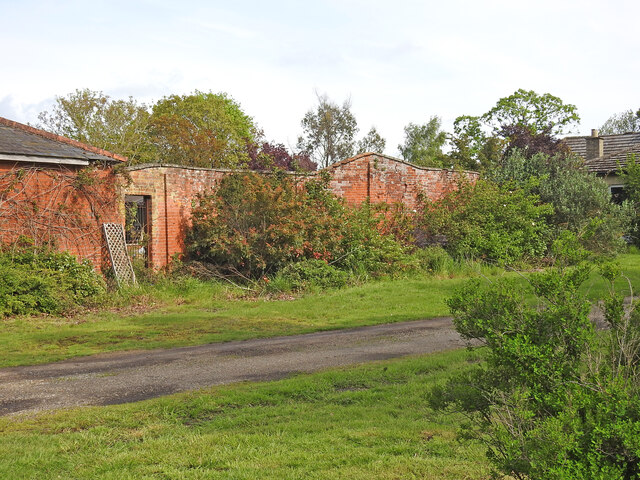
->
[0, 162, 122, 270]
[123, 154, 477, 268]
[1, 153, 477, 271]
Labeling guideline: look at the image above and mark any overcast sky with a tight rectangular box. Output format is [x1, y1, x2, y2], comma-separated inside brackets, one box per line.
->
[1, 0, 639, 156]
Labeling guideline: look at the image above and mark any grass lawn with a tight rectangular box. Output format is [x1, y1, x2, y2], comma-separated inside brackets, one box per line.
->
[0, 349, 489, 480]
[2, 256, 639, 478]
[2, 254, 640, 368]
[0, 272, 482, 367]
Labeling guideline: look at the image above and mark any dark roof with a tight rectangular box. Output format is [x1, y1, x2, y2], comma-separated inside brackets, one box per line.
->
[0, 117, 126, 164]
[601, 132, 640, 157]
[563, 131, 640, 175]
[562, 136, 588, 158]
[585, 143, 640, 174]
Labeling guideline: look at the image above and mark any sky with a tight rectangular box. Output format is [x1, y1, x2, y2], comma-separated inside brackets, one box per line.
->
[1, 0, 639, 156]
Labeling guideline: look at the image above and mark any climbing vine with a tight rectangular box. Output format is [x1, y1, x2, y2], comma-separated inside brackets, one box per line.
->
[0, 165, 121, 264]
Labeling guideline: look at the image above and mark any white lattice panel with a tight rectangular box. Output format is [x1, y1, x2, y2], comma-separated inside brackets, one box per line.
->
[102, 223, 136, 286]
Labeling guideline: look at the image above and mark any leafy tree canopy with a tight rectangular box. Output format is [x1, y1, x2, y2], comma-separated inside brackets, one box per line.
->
[246, 142, 316, 172]
[398, 117, 448, 168]
[37, 88, 152, 162]
[619, 154, 640, 203]
[448, 115, 502, 170]
[600, 108, 640, 135]
[297, 94, 359, 168]
[499, 124, 570, 160]
[449, 89, 579, 170]
[148, 91, 257, 168]
[482, 88, 580, 136]
[357, 126, 386, 155]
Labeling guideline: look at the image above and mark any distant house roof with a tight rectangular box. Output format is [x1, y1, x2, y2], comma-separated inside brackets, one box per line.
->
[564, 130, 640, 175]
[583, 143, 640, 175]
[0, 117, 126, 166]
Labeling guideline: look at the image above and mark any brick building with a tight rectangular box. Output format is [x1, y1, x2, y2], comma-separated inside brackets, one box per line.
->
[0, 117, 124, 269]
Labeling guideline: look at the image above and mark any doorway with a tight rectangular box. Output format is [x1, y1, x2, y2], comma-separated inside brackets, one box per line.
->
[124, 195, 151, 263]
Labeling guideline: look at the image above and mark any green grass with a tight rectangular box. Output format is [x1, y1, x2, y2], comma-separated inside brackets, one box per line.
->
[3, 255, 640, 478]
[0, 271, 483, 368]
[2, 254, 640, 368]
[0, 349, 489, 480]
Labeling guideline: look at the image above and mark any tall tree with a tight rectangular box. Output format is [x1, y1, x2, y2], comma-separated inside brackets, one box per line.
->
[448, 115, 502, 170]
[482, 88, 580, 136]
[600, 108, 640, 134]
[398, 117, 447, 168]
[450, 89, 579, 170]
[148, 91, 256, 168]
[499, 124, 570, 160]
[357, 126, 386, 154]
[297, 94, 358, 168]
[37, 89, 152, 161]
[246, 142, 316, 172]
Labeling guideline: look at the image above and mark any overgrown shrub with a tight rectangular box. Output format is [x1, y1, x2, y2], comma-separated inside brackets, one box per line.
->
[488, 150, 629, 254]
[186, 172, 413, 280]
[419, 178, 552, 264]
[411, 246, 456, 274]
[0, 264, 60, 316]
[370, 201, 418, 246]
[0, 243, 105, 316]
[618, 154, 640, 245]
[332, 201, 414, 277]
[430, 235, 640, 479]
[272, 259, 349, 292]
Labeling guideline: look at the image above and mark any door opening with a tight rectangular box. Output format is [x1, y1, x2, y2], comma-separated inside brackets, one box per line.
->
[125, 195, 151, 264]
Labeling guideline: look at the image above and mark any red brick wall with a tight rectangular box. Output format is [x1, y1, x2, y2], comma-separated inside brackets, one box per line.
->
[0, 161, 122, 270]
[122, 156, 476, 269]
[0, 155, 477, 271]
[327, 153, 478, 209]
[124, 165, 228, 268]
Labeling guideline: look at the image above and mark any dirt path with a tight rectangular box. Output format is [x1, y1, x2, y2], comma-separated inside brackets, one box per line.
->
[0, 317, 463, 416]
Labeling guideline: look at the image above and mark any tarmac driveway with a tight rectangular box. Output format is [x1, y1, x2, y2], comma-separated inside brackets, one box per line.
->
[0, 317, 463, 416]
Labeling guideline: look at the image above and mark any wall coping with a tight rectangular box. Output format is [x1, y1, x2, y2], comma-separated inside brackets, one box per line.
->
[325, 152, 479, 175]
[125, 155, 480, 176]
[125, 163, 316, 176]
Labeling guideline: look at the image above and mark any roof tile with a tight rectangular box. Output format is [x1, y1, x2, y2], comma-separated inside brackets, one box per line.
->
[0, 117, 126, 163]
[563, 131, 640, 174]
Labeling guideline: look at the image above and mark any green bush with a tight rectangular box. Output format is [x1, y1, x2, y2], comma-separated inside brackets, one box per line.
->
[488, 150, 629, 254]
[0, 244, 105, 316]
[272, 259, 349, 292]
[619, 154, 640, 246]
[0, 264, 59, 316]
[332, 202, 415, 277]
[186, 172, 414, 280]
[410, 246, 459, 275]
[430, 236, 640, 479]
[419, 178, 552, 264]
